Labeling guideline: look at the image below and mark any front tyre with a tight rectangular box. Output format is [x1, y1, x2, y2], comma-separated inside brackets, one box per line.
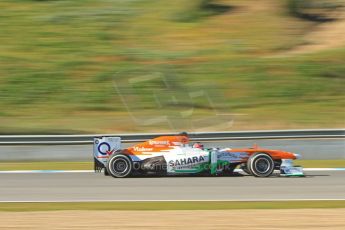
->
[247, 153, 274, 177]
[107, 154, 132, 178]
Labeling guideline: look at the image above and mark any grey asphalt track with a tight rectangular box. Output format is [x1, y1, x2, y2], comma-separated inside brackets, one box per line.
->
[0, 171, 344, 202]
[0, 138, 344, 161]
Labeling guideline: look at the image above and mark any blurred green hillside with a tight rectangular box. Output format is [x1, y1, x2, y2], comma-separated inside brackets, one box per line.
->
[0, 0, 344, 134]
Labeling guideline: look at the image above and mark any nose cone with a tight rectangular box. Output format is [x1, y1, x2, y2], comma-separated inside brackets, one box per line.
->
[293, 153, 301, 159]
[276, 150, 298, 159]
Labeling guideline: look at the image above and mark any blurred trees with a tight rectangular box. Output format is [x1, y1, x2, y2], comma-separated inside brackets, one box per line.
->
[288, 0, 343, 22]
[175, 0, 232, 22]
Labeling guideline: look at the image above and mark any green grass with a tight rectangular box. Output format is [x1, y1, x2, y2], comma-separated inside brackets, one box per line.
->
[0, 0, 344, 133]
[295, 159, 345, 168]
[0, 160, 344, 171]
[0, 162, 92, 171]
[0, 201, 344, 212]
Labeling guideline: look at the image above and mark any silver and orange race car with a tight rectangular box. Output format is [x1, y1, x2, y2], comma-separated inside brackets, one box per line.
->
[93, 134, 303, 178]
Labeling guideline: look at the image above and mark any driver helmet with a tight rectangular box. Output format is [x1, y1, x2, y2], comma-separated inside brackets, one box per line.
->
[193, 142, 204, 149]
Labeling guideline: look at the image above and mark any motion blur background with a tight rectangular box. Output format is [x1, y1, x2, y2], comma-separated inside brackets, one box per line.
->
[0, 0, 344, 134]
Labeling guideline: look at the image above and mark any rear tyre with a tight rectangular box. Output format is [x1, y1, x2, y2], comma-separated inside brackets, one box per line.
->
[107, 154, 132, 178]
[247, 153, 274, 177]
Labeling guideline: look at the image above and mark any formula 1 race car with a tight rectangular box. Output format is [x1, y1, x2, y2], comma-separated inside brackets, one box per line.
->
[93, 134, 303, 178]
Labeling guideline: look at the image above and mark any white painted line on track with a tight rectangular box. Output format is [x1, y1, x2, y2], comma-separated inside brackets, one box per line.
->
[0, 168, 344, 174]
[302, 168, 345, 171]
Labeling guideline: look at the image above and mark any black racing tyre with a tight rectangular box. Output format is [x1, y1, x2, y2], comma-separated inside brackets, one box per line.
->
[106, 154, 132, 178]
[247, 153, 274, 177]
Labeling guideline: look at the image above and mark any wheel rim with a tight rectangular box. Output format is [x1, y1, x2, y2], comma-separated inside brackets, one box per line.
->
[255, 158, 270, 173]
[112, 158, 129, 174]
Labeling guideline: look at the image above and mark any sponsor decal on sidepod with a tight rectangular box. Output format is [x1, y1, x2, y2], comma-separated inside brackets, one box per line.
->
[169, 156, 205, 167]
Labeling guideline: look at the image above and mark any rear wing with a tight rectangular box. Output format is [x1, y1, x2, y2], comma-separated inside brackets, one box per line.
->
[93, 136, 121, 172]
